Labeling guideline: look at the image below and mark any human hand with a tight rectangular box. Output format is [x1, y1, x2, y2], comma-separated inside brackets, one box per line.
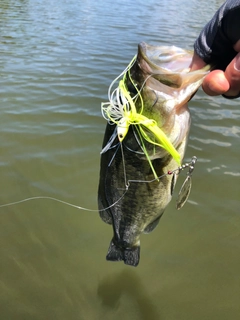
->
[190, 39, 240, 98]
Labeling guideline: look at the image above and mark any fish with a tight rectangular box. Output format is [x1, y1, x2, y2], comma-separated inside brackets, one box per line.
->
[98, 42, 209, 267]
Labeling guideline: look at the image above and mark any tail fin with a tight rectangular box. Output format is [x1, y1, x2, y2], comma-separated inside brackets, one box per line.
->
[106, 240, 140, 267]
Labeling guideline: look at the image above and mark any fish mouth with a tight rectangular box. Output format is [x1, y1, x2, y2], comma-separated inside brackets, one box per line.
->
[137, 42, 192, 88]
[138, 42, 192, 72]
[137, 42, 210, 90]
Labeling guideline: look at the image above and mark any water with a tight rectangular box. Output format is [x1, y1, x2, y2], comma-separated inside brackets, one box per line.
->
[0, 0, 239, 319]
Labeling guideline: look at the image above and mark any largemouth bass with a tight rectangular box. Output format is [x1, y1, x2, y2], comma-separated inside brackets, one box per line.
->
[98, 42, 209, 267]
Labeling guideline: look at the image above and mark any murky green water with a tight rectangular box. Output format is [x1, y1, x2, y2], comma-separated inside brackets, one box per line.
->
[0, 0, 239, 319]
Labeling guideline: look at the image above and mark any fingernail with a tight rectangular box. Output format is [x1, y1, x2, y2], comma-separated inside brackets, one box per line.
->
[234, 53, 240, 71]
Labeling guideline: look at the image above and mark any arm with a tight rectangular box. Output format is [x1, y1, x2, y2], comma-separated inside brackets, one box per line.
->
[190, 0, 240, 97]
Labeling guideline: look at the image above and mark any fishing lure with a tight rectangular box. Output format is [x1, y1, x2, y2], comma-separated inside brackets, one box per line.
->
[176, 156, 197, 209]
[101, 56, 181, 180]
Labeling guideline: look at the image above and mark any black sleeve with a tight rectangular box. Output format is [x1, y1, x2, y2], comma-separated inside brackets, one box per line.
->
[194, 0, 240, 71]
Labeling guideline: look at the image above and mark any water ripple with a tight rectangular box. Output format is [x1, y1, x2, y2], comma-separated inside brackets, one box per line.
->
[190, 137, 231, 147]
[195, 124, 240, 138]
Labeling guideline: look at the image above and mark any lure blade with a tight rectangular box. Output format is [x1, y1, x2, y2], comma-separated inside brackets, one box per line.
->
[176, 175, 192, 210]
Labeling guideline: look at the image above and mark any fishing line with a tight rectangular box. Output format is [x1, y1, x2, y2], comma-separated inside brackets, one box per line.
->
[0, 157, 196, 211]
[0, 188, 129, 212]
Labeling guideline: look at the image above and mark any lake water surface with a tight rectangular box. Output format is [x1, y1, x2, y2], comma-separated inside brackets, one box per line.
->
[0, 0, 240, 319]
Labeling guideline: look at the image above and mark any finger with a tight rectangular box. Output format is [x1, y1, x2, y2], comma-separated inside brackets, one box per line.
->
[233, 39, 240, 52]
[190, 52, 229, 95]
[202, 70, 230, 96]
[224, 51, 240, 97]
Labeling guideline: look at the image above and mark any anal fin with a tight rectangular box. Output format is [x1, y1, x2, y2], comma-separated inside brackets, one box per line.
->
[143, 216, 161, 234]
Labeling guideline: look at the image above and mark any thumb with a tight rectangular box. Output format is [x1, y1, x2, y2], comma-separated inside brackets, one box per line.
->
[224, 51, 240, 97]
[190, 52, 206, 71]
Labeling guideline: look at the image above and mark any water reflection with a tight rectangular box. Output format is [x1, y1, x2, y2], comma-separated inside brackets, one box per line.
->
[98, 270, 161, 320]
